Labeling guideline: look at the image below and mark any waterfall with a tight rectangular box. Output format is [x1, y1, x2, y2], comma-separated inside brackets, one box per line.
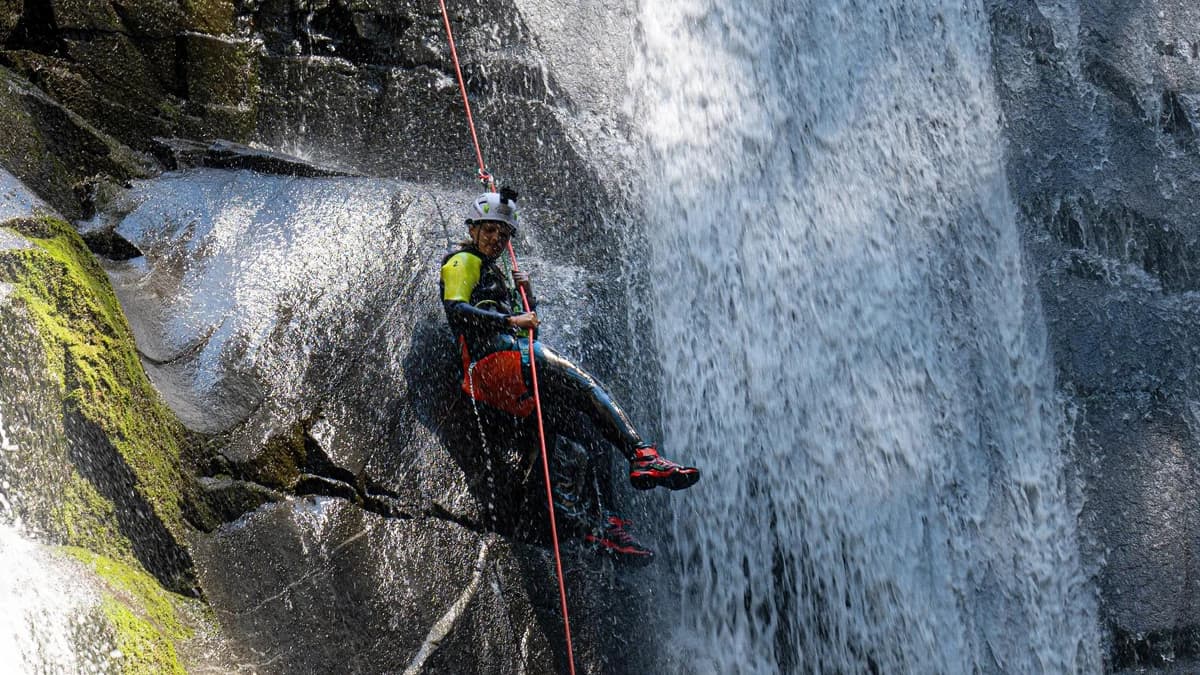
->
[0, 524, 113, 672]
[0, 405, 113, 671]
[631, 1, 1101, 672]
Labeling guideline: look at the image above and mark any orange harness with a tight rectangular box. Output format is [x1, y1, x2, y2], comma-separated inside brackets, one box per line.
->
[459, 337, 535, 418]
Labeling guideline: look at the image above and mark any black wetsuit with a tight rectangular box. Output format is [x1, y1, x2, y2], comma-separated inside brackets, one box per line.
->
[439, 245, 645, 460]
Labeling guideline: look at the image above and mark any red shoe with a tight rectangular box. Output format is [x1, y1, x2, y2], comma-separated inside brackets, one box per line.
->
[628, 445, 701, 491]
[584, 513, 654, 565]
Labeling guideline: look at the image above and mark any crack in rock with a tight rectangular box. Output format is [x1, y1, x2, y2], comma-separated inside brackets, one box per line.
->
[234, 526, 372, 617]
[403, 538, 493, 675]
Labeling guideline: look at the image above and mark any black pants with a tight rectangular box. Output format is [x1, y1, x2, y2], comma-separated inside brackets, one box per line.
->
[469, 335, 645, 532]
[526, 340, 645, 461]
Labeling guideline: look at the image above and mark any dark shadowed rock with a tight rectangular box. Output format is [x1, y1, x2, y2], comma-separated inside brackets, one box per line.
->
[0, 66, 156, 218]
[47, 0, 122, 31]
[991, 0, 1200, 666]
[79, 227, 142, 260]
[180, 31, 257, 131]
[151, 137, 356, 176]
[193, 497, 560, 673]
[192, 476, 286, 530]
[2, 0, 254, 148]
[0, 0, 20, 43]
[108, 0, 187, 38]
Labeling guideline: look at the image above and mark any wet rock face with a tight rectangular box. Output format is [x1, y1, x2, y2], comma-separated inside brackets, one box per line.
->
[100, 168, 660, 673]
[0, 0, 649, 670]
[0, 0, 608, 255]
[989, 0, 1200, 667]
[993, 0, 1200, 285]
[1, 0, 255, 145]
[247, 0, 608, 251]
[192, 498, 560, 673]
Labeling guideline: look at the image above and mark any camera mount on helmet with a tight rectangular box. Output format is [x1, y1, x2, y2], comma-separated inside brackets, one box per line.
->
[466, 188, 520, 233]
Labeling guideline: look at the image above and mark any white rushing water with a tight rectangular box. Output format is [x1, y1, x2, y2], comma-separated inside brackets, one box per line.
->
[0, 412, 114, 672]
[631, 1, 1101, 672]
[0, 524, 115, 673]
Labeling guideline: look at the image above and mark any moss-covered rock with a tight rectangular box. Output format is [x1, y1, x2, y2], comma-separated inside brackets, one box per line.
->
[1, 215, 187, 520]
[63, 546, 209, 674]
[182, 0, 235, 35]
[0, 0, 21, 43]
[101, 598, 186, 675]
[0, 215, 200, 590]
[0, 201, 242, 668]
[0, 66, 155, 218]
[56, 469, 137, 563]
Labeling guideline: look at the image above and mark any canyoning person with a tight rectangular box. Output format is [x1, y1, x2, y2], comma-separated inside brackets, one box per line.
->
[439, 187, 701, 564]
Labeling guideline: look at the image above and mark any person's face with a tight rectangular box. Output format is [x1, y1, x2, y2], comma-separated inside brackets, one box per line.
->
[470, 220, 512, 258]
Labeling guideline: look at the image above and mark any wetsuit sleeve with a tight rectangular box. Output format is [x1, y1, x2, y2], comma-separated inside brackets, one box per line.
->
[441, 252, 510, 331]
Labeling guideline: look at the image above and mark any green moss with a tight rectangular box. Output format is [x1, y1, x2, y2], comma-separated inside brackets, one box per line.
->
[0, 217, 194, 544]
[53, 470, 136, 564]
[247, 424, 306, 490]
[64, 545, 192, 673]
[64, 547, 193, 642]
[182, 0, 235, 34]
[102, 599, 186, 675]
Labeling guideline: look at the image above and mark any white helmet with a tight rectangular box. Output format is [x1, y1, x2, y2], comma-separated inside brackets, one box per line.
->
[466, 189, 519, 231]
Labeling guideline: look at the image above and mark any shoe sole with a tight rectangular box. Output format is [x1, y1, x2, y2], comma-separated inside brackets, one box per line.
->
[629, 468, 701, 491]
[585, 538, 655, 566]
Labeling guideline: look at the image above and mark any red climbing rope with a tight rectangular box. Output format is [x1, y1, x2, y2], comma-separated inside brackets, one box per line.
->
[438, 0, 488, 182]
[436, 3, 577, 674]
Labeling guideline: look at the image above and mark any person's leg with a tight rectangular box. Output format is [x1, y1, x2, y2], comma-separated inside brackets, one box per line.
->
[584, 512, 654, 565]
[529, 341, 644, 459]
[549, 435, 592, 533]
[528, 341, 700, 491]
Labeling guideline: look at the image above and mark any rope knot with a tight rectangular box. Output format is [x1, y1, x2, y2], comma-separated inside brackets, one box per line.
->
[477, 168, 495, 190]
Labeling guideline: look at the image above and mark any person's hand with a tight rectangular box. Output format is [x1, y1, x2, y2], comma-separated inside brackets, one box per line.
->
[512, 269, 533, 294]
[507, 312, 540, 330]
